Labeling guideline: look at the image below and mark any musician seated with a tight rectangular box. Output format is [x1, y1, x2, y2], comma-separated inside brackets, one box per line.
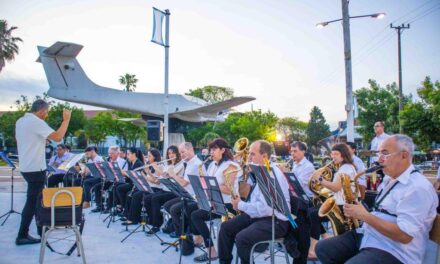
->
[190, 138, 240, 262]
[47, 144, 70, 187]
[122, 148, 163, 225]
[147, 146, 183, 235]
[346, 142, 367, 200]
[90, 146, 128, 213]
[115, 147, 144, 219]
[218, 140, 291, 264]
[81, 146, 104, 209]
[309, 143, 357, 259]
[162, 142, 201, 244]
[316, 135, 438, 264]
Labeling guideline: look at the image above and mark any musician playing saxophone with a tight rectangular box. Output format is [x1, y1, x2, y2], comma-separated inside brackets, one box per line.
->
[316, 135, 438, 264]
[308, 143, 356, 259]
[190, 138, 240, 262]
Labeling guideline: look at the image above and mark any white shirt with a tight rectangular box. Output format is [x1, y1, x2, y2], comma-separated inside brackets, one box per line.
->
[370, 132, 390, 163]
[15, 113, 54, 172]
[333, 163, 357, 205]
[115, 157, 128, 171]
[352, 155, 366, 187]
[291, 157, 315, 197]
[238, 162, 291, 221]
[48, 153, 70, 174]
[206, 160, 240, 204]
[183, 155, 202, 196]
[359, 165, 438, 264]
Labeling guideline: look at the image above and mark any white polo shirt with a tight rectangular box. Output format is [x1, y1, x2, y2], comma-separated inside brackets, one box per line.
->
[183, 155, 202, 196]
[370, 132, 390, 163]
[16, 113, 54, 173]
[291, 157, 315, 197]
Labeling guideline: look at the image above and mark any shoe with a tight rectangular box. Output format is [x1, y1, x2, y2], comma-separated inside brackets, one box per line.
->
[91, 207, 102, 213]
[194, 253, 218, 263]
[121, 221, 137, 226]
[82, 202, 90, 209]
[146, 227, 160, 236]
[169, 231, 178, 238]
[15, 235, 41, 246]
[119, 217, 127, 221]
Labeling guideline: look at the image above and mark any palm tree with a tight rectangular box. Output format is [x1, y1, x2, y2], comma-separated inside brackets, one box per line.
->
[119, 73, 138, 92]
[0, 20, 23, 73]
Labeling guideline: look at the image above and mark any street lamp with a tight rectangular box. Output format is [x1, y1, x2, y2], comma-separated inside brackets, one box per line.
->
[317, 0, 385, 143]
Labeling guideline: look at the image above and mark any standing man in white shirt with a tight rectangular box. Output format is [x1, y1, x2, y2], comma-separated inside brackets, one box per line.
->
[218, 140, 291, 264]
[316, 134, 438, 264]
[369, 121, 390, 165]
[15, 99, 71, 245]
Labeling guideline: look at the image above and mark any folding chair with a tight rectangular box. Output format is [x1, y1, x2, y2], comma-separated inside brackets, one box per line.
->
[38, 187, 86, 264]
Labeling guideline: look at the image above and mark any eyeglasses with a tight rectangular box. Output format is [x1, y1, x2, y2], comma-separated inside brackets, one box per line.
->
[375, 151, 401, 160]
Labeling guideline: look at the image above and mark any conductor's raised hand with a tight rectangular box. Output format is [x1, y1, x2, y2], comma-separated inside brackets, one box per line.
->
[63, 109, 72, 122]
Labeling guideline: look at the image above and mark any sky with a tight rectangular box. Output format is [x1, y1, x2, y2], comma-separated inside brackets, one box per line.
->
[0, 0, 439, 129]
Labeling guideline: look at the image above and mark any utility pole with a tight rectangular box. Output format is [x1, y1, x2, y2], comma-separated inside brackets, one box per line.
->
[391, 23, 410, 133]
[341, 0, 354, 142]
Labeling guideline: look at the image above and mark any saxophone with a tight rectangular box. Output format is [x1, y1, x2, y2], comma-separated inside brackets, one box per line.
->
[221, 165, 241, 222]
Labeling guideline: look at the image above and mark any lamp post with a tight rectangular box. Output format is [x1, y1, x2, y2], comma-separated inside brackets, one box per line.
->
[317, 0, 385, 142]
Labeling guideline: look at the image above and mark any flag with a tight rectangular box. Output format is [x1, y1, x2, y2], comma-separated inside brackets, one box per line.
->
[151, 7, 167, 46]
[353, 96, 359, 118]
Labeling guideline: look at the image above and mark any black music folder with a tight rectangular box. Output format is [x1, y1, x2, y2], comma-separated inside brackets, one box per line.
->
[159, 178, 193, 200]
[109, 162, 125, 183]
[127, 171, 154, 193]
[203, 176, 228, 217]
[86, 163, 105, 179]
[285, 172, 310, 202]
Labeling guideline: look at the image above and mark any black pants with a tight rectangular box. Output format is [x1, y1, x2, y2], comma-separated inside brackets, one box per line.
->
[218, 213, 289, 264]
[47, 173, 64, 187]
[128, 188, 162, 223]
[150, 191, 176, 228]
[290, 197, 311, 264]
[94, 181, 112, 208]
[18, 171, 46, 238]
[309, 205, 328, 240]
[190, 204, 234, 248]
[116, 183, 133, 209]
[169, 199, 198, 236]
[83, 177, 101, 202]
[316, 230, 402, 264]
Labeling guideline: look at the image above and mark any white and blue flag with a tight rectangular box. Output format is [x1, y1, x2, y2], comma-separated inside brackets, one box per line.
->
[151, 7, 167, 46]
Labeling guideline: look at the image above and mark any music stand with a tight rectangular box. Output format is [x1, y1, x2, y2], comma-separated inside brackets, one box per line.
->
[0, 152, 21, 225]
[121, 171, 158, 243]
[102, 162, 125, 228]
[189, 175, 227, 264]
[159, 177, 197, 263]
[285, 172, 312, 203]
[250, 164, 297, 264]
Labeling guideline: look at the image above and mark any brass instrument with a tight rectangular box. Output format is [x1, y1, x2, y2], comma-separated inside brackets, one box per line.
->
[234, 137, 251, 199]
[221, 165, 241, 222]
[198, 155, 211, 177]
[309, 161, 339, 205]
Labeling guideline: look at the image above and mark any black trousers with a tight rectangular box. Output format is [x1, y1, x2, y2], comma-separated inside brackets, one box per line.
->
[94, 181, 112, 208]
[47, 173, 64, 187]
[18, 171, 46, 238]
[309, 205, 328, 240]
[316, 230, 402, 264]
[150, 191, 176, 228]
[83, 177, 101, 202]
[190, 204, 234, 248]
[290, 197, 312, 264]
[116, 182, 133, 209]
[169, 199, 199, 236]
[218, 213, 289, 264]
[128, 188, 162, 223]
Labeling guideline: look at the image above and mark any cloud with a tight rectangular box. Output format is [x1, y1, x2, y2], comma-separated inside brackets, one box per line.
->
[0, 77, 48, 110]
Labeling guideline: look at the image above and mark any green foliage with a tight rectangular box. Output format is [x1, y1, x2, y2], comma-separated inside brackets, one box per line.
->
[354, 79, 411, 143]
[400, 77, 440, 150]
[277, 117, 308, 142]
[47, 102, 86, 140]
[306, 106, 330, 148]
[84, 112, 113, 147]
[119, 73, 138, 92]
[0, 20, 23, 73]
[185, 85, 234, 104]
[112, 111, 146, 147]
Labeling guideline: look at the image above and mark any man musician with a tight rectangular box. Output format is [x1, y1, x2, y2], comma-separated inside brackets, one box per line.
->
[218, 140, 291, 264]
[316, 135, 438, 264]
[47, 144, 70, 187]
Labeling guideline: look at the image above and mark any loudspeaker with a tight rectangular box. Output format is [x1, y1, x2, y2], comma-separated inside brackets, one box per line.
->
[147, 120, 163, 141]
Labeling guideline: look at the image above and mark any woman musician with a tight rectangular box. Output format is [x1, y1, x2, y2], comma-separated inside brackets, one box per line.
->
[190, 138, 240, 262]
[115, 147, 144, 217]
[308, 143, 357, 259]
[146, 145, 184, 235]
[122, 148, 163, 225]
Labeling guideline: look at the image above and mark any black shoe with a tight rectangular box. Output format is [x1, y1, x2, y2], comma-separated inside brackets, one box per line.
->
[15, 235, 41, 246]
[169, 231, 178, 238]
[121, 221, 137, 226]
[146, 227, 160, 236]
[91, 207, 102, 213]
[194, 253, 218, 263]
[119, 216, 127, 221]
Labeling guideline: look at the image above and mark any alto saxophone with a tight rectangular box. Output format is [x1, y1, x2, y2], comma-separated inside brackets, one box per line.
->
[221, 165, 241, 222]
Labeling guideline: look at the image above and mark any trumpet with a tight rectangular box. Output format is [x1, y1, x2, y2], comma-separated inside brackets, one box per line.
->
[133, 157, 176, 172]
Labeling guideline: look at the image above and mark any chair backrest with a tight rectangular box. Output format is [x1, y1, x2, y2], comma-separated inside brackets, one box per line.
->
[429, 214, 440, 245]
[42, 187, 83, 208]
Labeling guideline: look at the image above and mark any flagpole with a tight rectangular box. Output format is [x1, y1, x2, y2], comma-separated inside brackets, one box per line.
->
[163, 9, 170, 156]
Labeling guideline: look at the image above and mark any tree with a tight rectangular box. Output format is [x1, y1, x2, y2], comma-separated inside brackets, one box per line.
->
[306, 106, 330, 149]
[113, 111, 146, 147]
[0, 20, 23, 73]
[185, 85, 234, 104]
[277, 117, 308, 142]
[400, 77, 440, 150]
[46, 102, 86, 141]
[354, 79, 411, 143]
[119, 73, 138, 92]
[84, 112, 114, 147]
